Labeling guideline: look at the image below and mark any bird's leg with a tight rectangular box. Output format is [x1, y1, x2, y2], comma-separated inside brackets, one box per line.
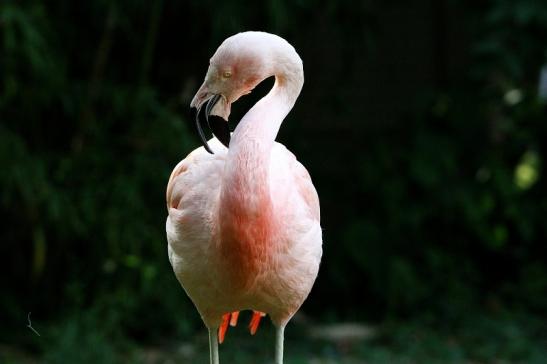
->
[208, 328, 220, 364]
[275, 325, 286, 364]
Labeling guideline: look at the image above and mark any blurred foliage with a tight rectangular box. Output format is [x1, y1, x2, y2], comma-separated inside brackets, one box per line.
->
[2, 310, 546, 363]
[1, 0, 547, 361]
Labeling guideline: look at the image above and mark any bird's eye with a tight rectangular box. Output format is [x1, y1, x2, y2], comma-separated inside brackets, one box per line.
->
[223, 71, 232, 79]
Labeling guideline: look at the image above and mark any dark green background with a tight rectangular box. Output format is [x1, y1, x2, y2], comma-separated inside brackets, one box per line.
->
[2, 0, 547, 362]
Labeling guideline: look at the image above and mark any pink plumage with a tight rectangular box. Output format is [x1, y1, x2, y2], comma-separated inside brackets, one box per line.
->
[166, 31, 322, 364]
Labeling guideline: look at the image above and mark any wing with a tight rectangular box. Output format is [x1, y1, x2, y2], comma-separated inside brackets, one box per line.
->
[166, 139, 227, 212]
[165, 139, 227, 306]
[270, 143, 320, 223]
[263, 143, 322, 324]
[292, 157, 320, 222]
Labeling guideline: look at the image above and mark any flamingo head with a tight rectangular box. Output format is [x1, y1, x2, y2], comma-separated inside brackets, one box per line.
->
[190, 32, 278, 153]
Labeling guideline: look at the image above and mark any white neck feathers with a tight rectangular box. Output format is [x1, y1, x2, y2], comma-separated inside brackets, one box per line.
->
[220, 32, 303, 218]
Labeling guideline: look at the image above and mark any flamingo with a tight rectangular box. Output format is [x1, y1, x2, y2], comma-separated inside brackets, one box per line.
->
[166, 31, 322, 364]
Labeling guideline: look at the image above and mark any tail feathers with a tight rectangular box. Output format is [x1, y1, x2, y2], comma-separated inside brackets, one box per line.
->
[229, 311, 239, 326]
[218, 313, 230, 344]
[249, 311, 266, 335]
[217, 311, 266, 343]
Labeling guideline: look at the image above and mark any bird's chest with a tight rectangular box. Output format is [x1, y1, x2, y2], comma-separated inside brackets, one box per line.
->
[218, 201, 283, 292]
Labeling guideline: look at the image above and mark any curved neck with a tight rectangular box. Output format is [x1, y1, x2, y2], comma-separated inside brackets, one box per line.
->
[231, 74, 302, 150]
[220, 59, 303, 222]
[217, 50, 303, 282]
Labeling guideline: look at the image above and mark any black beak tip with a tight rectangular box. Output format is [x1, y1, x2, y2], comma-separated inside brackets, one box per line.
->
[191, 94, 231, 154]
[192, 105, 214, 154]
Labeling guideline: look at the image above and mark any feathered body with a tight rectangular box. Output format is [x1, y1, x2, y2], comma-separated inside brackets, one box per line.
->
[165, 31, 322, 363]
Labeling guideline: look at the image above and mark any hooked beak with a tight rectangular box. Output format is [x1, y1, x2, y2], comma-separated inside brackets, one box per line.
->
[190, 90, 231, 154]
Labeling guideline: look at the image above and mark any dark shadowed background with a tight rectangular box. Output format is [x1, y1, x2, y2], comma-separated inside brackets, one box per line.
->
[1, 1, 547, 363]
